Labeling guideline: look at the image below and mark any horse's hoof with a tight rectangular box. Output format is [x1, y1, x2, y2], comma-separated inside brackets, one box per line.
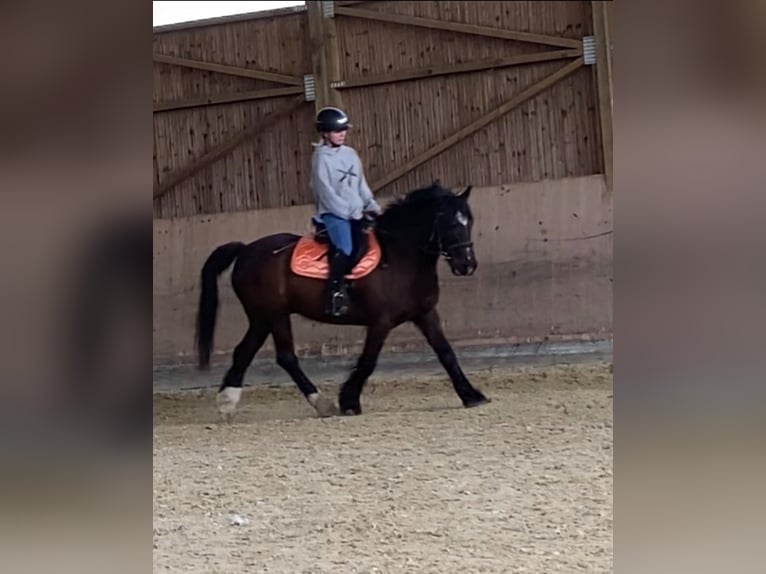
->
[217, 387, 242, 418]
[339, 393, 362, 416]
[339, 399, 362, 416]
[464, 396, 491, 408]
[307, 393, 339, 418]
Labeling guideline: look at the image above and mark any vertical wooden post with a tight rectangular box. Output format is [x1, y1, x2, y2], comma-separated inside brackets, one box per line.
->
[306, 1, 344, 112]
[307, 1, 329, 112]
[592, 1, 613, 192]
[323, 4, 344, 109]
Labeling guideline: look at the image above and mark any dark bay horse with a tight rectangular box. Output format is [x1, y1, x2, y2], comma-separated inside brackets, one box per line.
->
[195, 182, 490, 417]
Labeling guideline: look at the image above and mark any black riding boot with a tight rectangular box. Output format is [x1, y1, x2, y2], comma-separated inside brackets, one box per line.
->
[325, 251, 351, 317]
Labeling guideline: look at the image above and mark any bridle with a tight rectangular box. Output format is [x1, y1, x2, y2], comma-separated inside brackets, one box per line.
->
[425, 210, 474, 260]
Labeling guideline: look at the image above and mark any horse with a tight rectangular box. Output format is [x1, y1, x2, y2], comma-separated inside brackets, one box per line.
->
[195, 181, 490, 417]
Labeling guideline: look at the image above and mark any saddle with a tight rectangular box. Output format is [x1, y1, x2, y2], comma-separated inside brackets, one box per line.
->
[290, 218, 382, 280]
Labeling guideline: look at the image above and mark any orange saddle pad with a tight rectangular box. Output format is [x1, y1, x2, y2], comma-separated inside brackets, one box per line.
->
[290, 231, 382, 280]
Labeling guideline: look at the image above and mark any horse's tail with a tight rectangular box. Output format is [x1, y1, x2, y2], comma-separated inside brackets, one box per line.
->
[195, 242, 245, 370]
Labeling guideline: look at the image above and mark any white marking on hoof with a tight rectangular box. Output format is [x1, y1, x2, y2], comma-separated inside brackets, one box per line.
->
[217, 387, 242, 418]
[307, 392, 339, 418]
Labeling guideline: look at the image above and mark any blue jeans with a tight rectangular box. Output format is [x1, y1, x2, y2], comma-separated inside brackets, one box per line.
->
[320, 213, 353, 256]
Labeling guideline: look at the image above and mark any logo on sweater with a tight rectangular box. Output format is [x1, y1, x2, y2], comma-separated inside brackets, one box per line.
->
[338, 166, 357, 183]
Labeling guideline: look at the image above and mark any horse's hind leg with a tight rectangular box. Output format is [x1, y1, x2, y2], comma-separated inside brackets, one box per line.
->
[217, 321, 270, 418]
[271, 315, 338, 417]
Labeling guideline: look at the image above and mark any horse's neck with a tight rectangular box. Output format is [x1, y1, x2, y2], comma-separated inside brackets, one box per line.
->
[377, 206, 437, 252]
[378, 231, 439, 271]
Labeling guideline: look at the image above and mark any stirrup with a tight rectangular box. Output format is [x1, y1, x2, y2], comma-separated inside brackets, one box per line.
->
[327, 282, 350, 317]
[331, 290, 350, 317]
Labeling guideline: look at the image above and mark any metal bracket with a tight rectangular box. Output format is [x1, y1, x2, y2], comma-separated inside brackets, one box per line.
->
[583, 35, 596, 65]
[303, 74, 316, 102]
[321, 0, 335, 18]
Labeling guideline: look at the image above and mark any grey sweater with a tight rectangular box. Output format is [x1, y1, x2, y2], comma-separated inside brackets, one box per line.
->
[311, 143, 381, 220]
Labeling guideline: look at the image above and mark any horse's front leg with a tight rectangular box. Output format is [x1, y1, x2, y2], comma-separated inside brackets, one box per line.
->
[339, 323, 391, 415]
[413, 309, 490, 408]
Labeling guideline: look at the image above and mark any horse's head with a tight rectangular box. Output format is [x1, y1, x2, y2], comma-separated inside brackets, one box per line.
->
[377, 182, 479, 275]
[432, 186, 477, 276]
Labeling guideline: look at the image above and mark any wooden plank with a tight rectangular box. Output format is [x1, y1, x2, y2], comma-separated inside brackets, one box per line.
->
[371, 58, 585, 192]
[591, 1, 613, 191]
[153, 53, 303, 86]
[332, 49, 582, 90]
[334, 6, 582, 49]
[153, 95, 306, 199]
[153, 86, 304, 113]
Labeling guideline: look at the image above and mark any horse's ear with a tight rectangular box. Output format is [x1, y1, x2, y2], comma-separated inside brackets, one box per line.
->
[459, 185, 472, 200]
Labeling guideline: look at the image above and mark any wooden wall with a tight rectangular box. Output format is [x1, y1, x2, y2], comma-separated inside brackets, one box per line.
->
[153, 1, 604, 221]
[335, 1, 600, 196]
[153, 10, 315, 216]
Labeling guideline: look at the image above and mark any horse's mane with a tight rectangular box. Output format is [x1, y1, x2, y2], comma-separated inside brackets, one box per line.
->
[377, 183, 454, 231]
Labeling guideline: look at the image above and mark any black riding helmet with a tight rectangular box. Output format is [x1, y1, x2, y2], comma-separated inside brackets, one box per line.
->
[316, 106, 351, 133]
